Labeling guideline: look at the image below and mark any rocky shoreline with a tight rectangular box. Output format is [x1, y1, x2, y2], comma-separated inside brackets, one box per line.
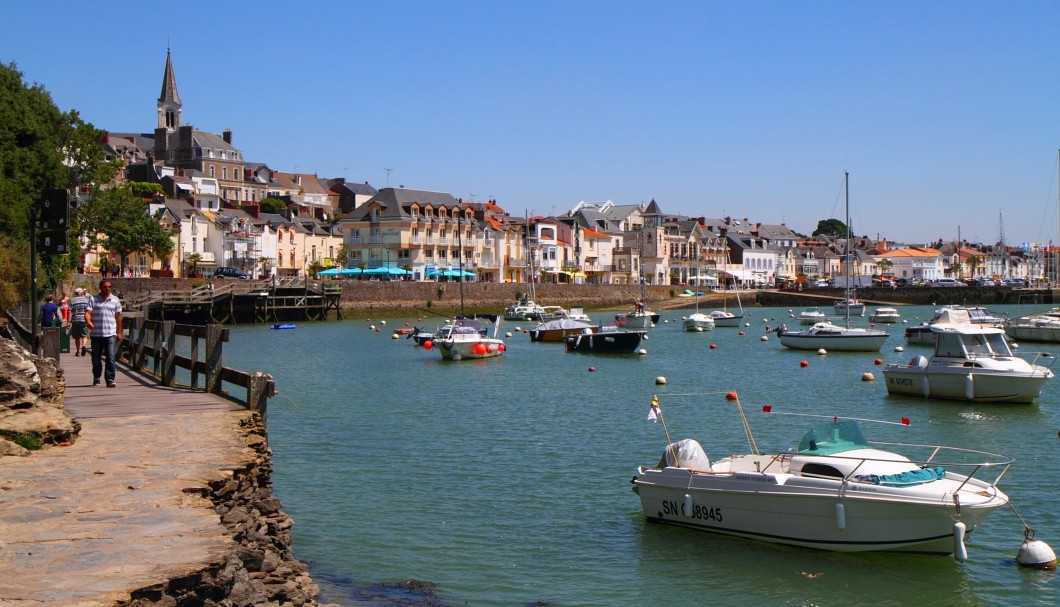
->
[0, 325, 339, 607]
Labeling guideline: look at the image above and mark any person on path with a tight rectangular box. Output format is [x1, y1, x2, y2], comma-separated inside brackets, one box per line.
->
[40, 295, 59, 329]
[59, 292, 69, 325]
[68, 287, 91, 356]
[84, 280, 122, 387]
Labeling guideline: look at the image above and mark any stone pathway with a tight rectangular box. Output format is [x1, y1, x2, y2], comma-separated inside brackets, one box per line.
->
[0, 354, 255, 606]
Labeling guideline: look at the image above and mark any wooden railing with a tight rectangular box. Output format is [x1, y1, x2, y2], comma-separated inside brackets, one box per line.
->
[117, 316, 276, 414]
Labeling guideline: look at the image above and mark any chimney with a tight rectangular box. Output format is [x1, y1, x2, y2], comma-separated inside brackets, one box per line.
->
[223, 129, 232, 144]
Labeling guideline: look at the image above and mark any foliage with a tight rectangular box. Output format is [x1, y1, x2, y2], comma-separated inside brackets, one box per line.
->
[76, 185, 175, 267]
[812, 218, 849, 238]
[307, 259, 325, 278]
[260, 197, 288, 214]
[129, 181, 163, 198]
[0, 62, 119, 299]
[0, 430, 43, 450]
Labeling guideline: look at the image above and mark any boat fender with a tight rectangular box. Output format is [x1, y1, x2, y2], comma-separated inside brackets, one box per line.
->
[965, 373, 975, 401]
[953, 522, 968, 562]
[1017, 531, 1058, 570]
[835, 502, 846, 530]
[684, 493, 694, 516]
[922, 376, 931, 398]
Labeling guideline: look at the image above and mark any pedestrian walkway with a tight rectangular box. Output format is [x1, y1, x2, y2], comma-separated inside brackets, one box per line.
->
[0, 353, 253, 606]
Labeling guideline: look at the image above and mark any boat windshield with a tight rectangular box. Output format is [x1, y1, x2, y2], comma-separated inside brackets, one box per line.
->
[797, 419, 869, 455]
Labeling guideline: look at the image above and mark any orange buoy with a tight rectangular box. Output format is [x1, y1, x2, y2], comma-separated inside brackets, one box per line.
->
[588, 366, 596, 372]
[726, 391, 738, 400]
[498, 344, 506, 352]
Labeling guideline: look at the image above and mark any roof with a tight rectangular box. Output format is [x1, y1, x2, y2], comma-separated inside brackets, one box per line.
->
[884, 247, 943, 258]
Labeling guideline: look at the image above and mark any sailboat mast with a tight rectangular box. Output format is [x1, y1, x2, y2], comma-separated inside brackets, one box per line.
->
[458, 204, 465, 313]
[844, 171, 851, 327]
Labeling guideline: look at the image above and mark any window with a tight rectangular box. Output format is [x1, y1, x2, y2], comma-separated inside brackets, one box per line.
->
[209, 166, 216, 178]
[222, 167, 228, 180]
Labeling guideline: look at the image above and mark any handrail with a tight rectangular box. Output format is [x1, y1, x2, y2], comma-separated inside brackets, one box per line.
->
[116, 316, 276, 414]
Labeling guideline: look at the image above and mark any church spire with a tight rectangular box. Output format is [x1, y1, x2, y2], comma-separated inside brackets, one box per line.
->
[157, 49, 182, 132]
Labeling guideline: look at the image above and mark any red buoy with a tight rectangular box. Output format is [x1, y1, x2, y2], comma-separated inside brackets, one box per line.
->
[710, 344, 717, 349]
[423, 340, 433, 349]
[726, 391, 738, 400]
[874, 358, 883, 365]
[800, 360, 809, 367]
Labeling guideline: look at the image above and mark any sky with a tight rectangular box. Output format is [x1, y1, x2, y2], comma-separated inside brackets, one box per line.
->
[4, 1, 1060, 247]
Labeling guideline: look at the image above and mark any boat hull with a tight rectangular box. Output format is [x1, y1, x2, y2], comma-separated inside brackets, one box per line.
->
[882, 365, 1050, 404]
[529, 324, 598, 342]
[683, 313, 715, 332]
[1005, 324, 1060, 343]
[566, 330, 644, 353]
[708, 311, 742, 327]
[634, 467, 1004, 554]
[436, 337, 505, 360]
[616, 311, 658, 329]
[778, 329, 889, 352]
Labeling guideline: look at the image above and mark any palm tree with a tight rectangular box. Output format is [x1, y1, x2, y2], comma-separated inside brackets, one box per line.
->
[186, 253, 202, 278]
[948, 259, 963, 280]
[966, 255, 984, 281]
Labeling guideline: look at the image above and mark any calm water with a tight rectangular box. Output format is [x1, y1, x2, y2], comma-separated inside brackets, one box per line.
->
[221, 304, 1060, 607]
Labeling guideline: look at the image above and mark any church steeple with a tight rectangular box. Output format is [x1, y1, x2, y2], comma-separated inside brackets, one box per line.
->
[157, 49, 182, 132]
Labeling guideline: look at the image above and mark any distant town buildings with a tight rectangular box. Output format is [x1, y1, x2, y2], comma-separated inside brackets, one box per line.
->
[80, 51, 1052, 287]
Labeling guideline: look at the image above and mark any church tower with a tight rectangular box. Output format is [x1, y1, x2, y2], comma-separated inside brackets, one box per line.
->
[157, 49, 182, 132]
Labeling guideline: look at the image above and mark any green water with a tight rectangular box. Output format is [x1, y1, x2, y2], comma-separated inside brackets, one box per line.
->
[222, 304, 1059, 606]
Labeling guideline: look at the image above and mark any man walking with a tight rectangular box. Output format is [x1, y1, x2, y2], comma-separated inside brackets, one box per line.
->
[84, 280, 122, 387]
[68, 287, 91, 356]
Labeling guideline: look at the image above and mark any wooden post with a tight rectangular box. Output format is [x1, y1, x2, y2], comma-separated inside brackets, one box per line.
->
[247, 371, 273, 417]
[161, 320, 176, 386]
[132, 316, 148, 372]
[40, 327, 61, 360]
[205, 323, 224, 394]
[190, 329, 201, 390]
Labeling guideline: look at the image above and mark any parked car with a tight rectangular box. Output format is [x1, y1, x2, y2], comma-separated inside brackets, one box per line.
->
[932, 278, 966, 287]
[213, 267, 250, 279]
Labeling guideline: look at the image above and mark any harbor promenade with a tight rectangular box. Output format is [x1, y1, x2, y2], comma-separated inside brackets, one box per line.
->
[0, 352, 263, 606]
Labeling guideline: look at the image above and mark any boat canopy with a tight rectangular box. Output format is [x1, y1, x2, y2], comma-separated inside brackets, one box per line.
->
[798, 420, 869, 455]
[657, 439, 712, 470]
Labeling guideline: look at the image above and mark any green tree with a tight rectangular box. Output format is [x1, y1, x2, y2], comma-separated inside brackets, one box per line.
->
[260, 197, 287, 214]
[812, 218, 849, 238]
[129, 181, 163, 199]
[76, 185, 174, 269]
[966, 255, 984, 280]
[0, 62, 120, 304]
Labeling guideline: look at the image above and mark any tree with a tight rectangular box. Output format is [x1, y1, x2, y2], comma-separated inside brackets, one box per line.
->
[812, 218, 849, 238]
[0, 62, 119, 303]
[75, 185, 175, 270]
[260, 197, 287, 214]
[876, 258, 894, 276]
[966, 255, 984, 280]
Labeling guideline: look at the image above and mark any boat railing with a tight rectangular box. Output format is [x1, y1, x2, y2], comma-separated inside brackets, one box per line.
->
[866, 440, 1014, 486]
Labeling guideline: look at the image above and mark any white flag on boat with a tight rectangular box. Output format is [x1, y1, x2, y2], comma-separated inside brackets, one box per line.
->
[647, 395, 660, 422]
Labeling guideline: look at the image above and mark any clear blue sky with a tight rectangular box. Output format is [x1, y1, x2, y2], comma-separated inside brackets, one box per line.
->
[4, 1, 1060, 247]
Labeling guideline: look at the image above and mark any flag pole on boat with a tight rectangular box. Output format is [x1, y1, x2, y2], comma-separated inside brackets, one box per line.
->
[647, 395, 679, 466]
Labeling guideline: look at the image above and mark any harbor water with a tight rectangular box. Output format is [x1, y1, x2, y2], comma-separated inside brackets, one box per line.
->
[221, 304, 1059, 606]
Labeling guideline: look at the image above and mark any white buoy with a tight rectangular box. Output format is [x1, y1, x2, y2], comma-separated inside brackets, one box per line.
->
[391, 333, 400, 340]
[515, 326, 522, 332]
[894, 345, 905, 352]
[638, 348, 648, 355]
[452, 353, 462, 361]
[696, 327, 703, 332]
[369, 324, 376, 331]
[505, 332, 513, 337]
[835, 503, 846, 529]
[861, 371, 875, 382]
[1011, 342, 1020, 349]
[380, 320, 387, 325]
[655, 376, 667, 385]
[745, 322, 751, 327]
[953, 522, 968, 562]
[817, 348, 827, 355]
[643, 334, 649, 340]
[1017, 538, 1058, 570]
[760, 335, 769, 341]
[684, 493, 694, 516]
[902, 319, 908, 324]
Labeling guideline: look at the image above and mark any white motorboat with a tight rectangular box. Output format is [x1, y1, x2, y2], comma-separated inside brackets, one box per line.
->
[833, 298, 865, 317]
[777, 173, 888, 352]
[882, 324, 1054, 403]
[428, 316, 506, 360]
[777, 321, 889, 352]
[706, 309, 742, 327]
[905, 306, 1005, 346]
[797, 307, 828, 325]
[529, 317, 598, 342]
[617, 280, 659, 329]
[870, 307, 901, 323]
[1005, 308, 1060, 344]
[682, 313, 715, 332]
[503, 297, 545, 321]
[633, 411, 1012, 559]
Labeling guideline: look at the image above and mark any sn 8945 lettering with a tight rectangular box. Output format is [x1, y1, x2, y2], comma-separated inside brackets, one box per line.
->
[662, 499, 723, 522]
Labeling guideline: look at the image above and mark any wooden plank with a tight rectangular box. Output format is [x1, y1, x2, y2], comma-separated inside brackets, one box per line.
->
[62, 350, 243, 420]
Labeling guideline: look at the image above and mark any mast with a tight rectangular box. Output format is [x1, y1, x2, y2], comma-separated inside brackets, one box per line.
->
[844, 171, 851, 327]
[458, 203, 465, 314]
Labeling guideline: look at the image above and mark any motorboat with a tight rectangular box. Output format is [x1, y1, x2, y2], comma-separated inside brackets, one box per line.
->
[833, 298, 865, 317]
[870, 307, 901, 323]
[905, 306, 1006, 346]
[1005, 308, 1060, 344]
[632, 412, 1013, 559]
[797, 307, 828, 325]
[426, 316, 506, 361]
[682, 313, 716, 332]
[566, 325, 645, 353]
[503, 297, 546, 321]
[883, 324, 1055, 403]
[777, 321, 889, 352]
[529, 317, 599, 342]
[706, 309, 742, 327]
